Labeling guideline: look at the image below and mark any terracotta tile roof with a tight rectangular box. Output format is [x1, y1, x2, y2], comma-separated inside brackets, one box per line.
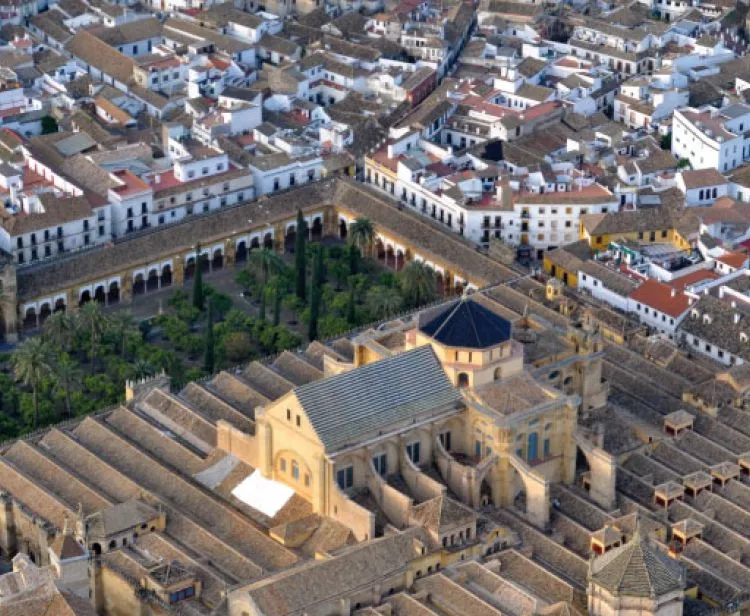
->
[716, 250, 748, 269]
[629, 279, 691, 318]
[679, 168, 727, 189]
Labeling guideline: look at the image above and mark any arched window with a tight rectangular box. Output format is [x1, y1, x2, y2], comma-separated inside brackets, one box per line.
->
[494, 367, 501, 381]
[291, 461, 299, 481]
[527, 432, 539, 463]
[457, 372, 469, 388]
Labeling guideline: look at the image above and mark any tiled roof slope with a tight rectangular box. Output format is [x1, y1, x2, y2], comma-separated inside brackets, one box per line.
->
[296, 346, 461, 452]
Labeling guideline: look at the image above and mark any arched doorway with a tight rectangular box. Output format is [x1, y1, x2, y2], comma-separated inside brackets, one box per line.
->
[23, 307, 37, 331]
[133, 274, 145, 296]
[146, 269, 159, 292]
[263, 233, 273, 250]
[385, 246, 395, 269]
[311, 217, 323, 241]
[54, 298, 66, 313]
[199, 252, 210, 274]
[160, 265, 172, 288]
[212, 249, 223, 271]
[94, 285, 106, 304]
[184, 257, 196, 280]
[285, 225, 296, 253]
[79, 290, 91, 306]
[235, 241, 248, 264]
[108, 282, 120, 305]
[339, 219, 348, 239]
[91, 543, 102, 556]
[39, 303, 51, 325]
[395, 250, 405, 271]
[251, 237, 261, 250]
[375, 239, 385, 263]
[457, 372, 469, 388]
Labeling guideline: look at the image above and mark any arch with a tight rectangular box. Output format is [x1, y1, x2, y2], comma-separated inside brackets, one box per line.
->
[250, 236, 261, 250]
[574, 432, 616, 510]
[263, 232, 273, 249]
[133, 273, 145, 296]
[507, 455, 550, 529]
[212, 248, 223, 271]
[311, 217, 323, 241]
[385, 245, 395, 269]
[79, 290, 91, 306]
[184, 257, 196, 280]
[39, 303, 51, 325]
[339, 218, 348, 239]
[91, 542, 102, 555]
[454, 279, 465, 296]
[457, 372, 469, 388]
[54, 298, 66, 313]
[435, 272, 445, 296]
[146, 269, 159, 292]
[285, 224, 297, 252]
[108, 540, 116, 550]
[160, 264, 172, 288]
[235, 240, 248, 264]
[108, 281, 120, 304]
[199, 252, 210, 274]
[94, 285, 106, 304]
[375, 238, 385, 262]
[395, 249, 405, 271]
[493, 367, 501, 381]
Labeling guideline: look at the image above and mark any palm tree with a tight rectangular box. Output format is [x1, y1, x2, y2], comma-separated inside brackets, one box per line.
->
[54, 353, 80, 418]
[366, 286, 403, 320]
[130, 358, 155, 381]
[248, 248, 285, 286]
[43, 311, 75, 351]
[109, 311, 138, 357]
[399, 261, 437, 308]
[348, 218, 375, 255]
[12, 337, 53, 428]
[77, 302, 109, 373]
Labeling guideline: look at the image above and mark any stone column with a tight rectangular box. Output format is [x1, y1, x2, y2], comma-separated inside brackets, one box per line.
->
[225, 238, 236, 269]
[173, 257, 185, 287]
[120, 276, 133, 304]
[274, 223, 285, 255]
[66, 288, 79, 314]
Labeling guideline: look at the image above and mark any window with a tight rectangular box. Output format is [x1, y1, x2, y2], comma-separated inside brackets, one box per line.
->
[286, 409, 291, 420]
[223, 182, 230, 192]
[406, 441, 421, 464]
[279, 458, 286, 472]
[372, 453, 387, 476]
[439, 431, 451, 451]
[291, 461, 299, 481]
[296, 415, 301, 427]
[188, 171, 195, 179]
[99, 225, 105, 236]
[543, 438, 550, 457]
[202, 167, 209, 175]
[16, 237, 22, 248]
[336, 466, 354, 490]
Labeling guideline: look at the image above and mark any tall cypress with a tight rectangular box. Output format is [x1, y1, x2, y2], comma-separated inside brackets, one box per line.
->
[308, 246, 322, 341]
[192, 243, 204, 310]
[346, 278, 356, 325]
[294, 209, 307, 302]
[204, 301, 214, 373]
[259, 287, 266, 321]
[273, 283, 281, 326]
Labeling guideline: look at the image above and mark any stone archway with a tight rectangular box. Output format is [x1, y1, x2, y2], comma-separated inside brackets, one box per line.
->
[385, 245, 395, 269]
[395, 249, 405, 271]
[339, 219, 348, 240]
[285, 225, 297, 253]
[263, 233, 273, 250]
[507, 455, 550, 529]
[94, 285, 106, 304]
[79, 290, 91, 306]
[108, 282, 120, 305]
[375, 239, 385, 263]
[311, 217, 323, 241]
[184, 257, 196, 280]
[235, 241, 248, 264]
[212, 248, 223, 271]
[39, 303, 51, 325]
[251, 237, 261, 251]
[23, 306, 37, 331]
[146, 269, 159, 292]
[133, 274, 145, 296]
[199, 252, 210, 274]
[54, 298, 66, 313]
[160, 265, 172, 288]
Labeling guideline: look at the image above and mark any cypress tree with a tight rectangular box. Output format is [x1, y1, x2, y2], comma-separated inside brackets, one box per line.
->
[273, 283, 281, 326]
[308, 246, 322, 341]
[346, 279, 356, 325]
[294, 209, 307, 302]
[204, 301, 214, 373]
[192, 243, 204, 311]
[259, 287, 266, 321]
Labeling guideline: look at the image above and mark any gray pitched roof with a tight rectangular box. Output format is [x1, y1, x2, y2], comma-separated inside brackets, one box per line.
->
[590, 529, 684, 597]
[296, 346, 461, 452]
